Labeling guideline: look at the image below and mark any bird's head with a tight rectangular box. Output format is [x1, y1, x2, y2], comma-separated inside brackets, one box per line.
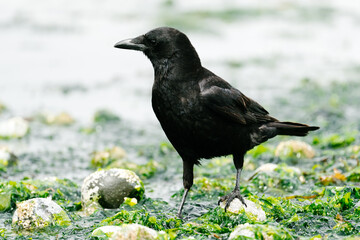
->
[114, 27, 201, 71]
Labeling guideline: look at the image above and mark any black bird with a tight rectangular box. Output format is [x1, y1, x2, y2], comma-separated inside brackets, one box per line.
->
[114, 27, 319, 217]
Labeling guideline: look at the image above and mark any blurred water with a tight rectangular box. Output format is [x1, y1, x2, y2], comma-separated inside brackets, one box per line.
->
[1, 0, 360, 125]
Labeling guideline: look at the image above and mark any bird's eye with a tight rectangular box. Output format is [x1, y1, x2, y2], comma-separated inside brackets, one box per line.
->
[150, 39, 157, 45]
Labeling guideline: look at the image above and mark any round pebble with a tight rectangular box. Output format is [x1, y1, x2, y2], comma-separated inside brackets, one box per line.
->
[81, 169, 144, 210]
[12, 198, 71, 230]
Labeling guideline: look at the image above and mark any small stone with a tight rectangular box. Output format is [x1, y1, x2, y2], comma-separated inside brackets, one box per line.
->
[81, 169, 144, 213]
[351, 145, 360, 154]
[110, 224, 158, 240]
[254, 163, 278, 173]
[39, 112, 74, 125]
[0, 146, 18, 168]
[91, 146, 127, 168]
[0, 117, 29, 139]
[123, 197, 138, 207]
[250, 163, 303, 191]
[229, 223, 255, 239]
[12, 198, 71, 230]
[92, 226, 123, 238]
[219, 198, 266, 221]
[275, 140, 315, 159]
[229, 223, 293, 240]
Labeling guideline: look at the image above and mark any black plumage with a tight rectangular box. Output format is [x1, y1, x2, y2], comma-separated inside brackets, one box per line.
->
[115, 27, 319, 217]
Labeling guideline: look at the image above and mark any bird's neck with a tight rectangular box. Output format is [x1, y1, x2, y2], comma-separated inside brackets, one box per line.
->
[152, 50, 202, 82]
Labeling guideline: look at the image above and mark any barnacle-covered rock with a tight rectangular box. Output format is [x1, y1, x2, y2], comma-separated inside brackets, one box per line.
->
[92, 226, 123, 238]
[90, 146, 127, 168]
[229, 223, 293, 240]
[12, 198, 71, 230]
[0, 117, 29, 139]
[275, 140, 315, 160]
[81, 169, 144, 214]
[250, 163, 304, 192]
[228, 223, 255, 238]
[90, 146, 161, 179]
[110, 224, 159, 240]
[219, 198, 266, 221]
[39, 111, 74, 125]
[0, 146, 18, 170]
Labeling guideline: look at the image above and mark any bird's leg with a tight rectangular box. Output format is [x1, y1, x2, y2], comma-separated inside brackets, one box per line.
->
[177, 160, 194, 218]
[218, 154, 247, 211]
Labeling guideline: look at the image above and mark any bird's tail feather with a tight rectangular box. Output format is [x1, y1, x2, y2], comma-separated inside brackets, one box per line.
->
[268, 121, 319, 136]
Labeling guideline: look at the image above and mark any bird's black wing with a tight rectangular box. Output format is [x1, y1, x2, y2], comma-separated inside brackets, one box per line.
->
[200, 84, 276, 125]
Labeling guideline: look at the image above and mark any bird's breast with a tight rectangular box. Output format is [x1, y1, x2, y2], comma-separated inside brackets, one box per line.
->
[152, 82, 198, 120]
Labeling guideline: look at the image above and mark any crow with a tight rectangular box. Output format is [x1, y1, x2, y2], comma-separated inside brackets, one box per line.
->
[114, 27, 319, 218]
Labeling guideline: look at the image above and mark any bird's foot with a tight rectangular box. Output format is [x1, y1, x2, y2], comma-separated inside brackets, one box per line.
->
[218, 189, 247, 212]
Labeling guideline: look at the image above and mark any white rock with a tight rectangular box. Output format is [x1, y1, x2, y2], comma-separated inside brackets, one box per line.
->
[0, 146, 17, 166]
[40, 111, 74, 125]
[229, 223, 255, 239]
[81, 169, 144, 213]
[250, 163, 303, 182]
[275, 140, 315, 159]
[12, 197, 71, 230]
[0, 117, 29, 138]
[229, 223, 292, 240]
[220, 198, 266, 221]
[254, 163, 278, 173]
[110, 224, 158, 240]
[92, 226, 123, 238]
[0, 147, 11, 161]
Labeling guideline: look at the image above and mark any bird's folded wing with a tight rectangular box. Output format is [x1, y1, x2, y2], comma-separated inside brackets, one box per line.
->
[200, 86, 275, 125]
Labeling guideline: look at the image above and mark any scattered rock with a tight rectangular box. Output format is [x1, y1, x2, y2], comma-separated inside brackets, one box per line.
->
[92, 226, 123, 238]
[229, 223, 293, 240]
[81, 169, 144, 213]
[351, 145, 360, 154]
[254, 163, 278, 174]
[123, 197, 138, 207]
[250, 163, 302, 179]
[110, 224, 158, 240]
[91, 146, 127, 168]
[219, 198, 266, 221]
[90, 146, 160, 179]
[0, 117, 29, 139]
[0, 146, 18, 169]
[249, 163, 304, 191]
[12, 198, 71, 230]
[229, 223, 255, 239]
[275, 140, 315, 159]
[253, 163, 302, 176]
[39, 111, 74, 125]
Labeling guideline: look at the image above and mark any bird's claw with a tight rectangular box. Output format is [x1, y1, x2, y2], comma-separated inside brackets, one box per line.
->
[218, 189, 247, 211]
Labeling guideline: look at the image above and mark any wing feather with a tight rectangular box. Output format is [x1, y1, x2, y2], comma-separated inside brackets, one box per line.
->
[200, 85, 276, 124]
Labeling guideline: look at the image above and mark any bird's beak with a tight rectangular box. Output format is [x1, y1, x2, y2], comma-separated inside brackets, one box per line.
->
[114, 35, 147, 51]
